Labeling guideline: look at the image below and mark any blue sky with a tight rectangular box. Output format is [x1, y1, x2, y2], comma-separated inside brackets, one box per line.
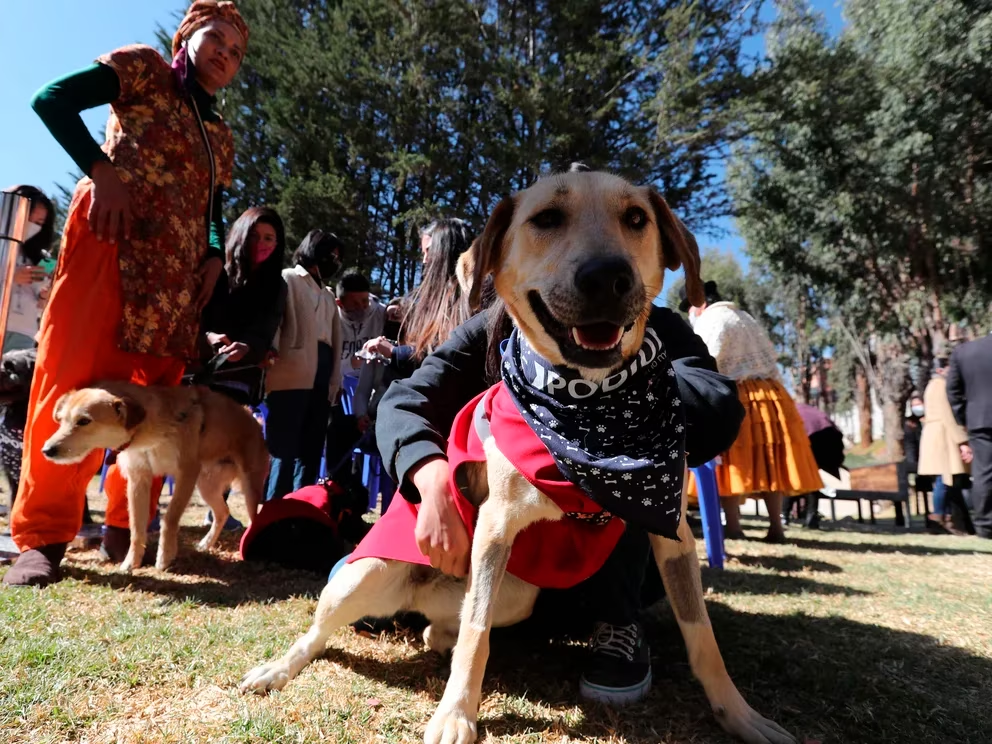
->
[1, 0, 844, 293]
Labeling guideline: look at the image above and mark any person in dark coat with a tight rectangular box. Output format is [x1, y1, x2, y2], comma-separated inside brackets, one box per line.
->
[947, 334, 992, 540]
[374, 300, 744, 706]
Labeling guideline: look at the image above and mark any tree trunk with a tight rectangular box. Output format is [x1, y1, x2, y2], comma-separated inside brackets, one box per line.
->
[856, 365, 873, 445]
[875, 339, 912, 462]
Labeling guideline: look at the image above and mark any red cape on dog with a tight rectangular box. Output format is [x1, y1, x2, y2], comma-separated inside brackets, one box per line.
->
[348, 383, 625, 589]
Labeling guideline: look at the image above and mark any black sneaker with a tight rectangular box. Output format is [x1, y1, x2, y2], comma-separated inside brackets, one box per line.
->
[579, 621, 652, 705]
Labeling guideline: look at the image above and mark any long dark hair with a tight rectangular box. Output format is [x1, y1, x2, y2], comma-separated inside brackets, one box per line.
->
[401, 218, 474, 361]
[8, 185, 55, 265]
[225, 206, 285, 290]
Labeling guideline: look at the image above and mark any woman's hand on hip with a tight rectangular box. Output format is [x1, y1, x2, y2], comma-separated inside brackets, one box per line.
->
[89, 161, 132, 243]
[197, 257, 223, 311]
[410, 457, 470, 577]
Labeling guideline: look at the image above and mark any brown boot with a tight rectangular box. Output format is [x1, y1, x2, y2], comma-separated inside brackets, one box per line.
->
[99, 525, 131, 563]
[2, 543, 67, 587]
[99, 526, 155, 566]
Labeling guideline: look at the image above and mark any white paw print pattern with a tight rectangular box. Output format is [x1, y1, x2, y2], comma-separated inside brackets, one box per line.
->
[642, 498, 653, 506]
[597, 425, 606, 433]
[622, 473, 633, 481]
[623, 410, 633, 419]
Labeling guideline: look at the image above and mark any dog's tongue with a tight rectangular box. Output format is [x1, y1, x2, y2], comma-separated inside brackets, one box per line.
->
[571, 322, 624, 351]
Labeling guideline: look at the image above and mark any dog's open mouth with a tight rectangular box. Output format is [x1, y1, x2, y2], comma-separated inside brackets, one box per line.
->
[528, 291, 634, 363]
[571, 323, 624, 351]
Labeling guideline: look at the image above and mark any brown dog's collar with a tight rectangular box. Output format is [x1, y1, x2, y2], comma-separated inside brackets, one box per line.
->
[113, 436, 135, 455]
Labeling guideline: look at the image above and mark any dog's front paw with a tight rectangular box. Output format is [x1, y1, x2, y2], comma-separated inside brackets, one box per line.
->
[155, 542, 178, 571]
[240, 661, 292, 695]
[712, 687, 796, 744]
[117, 547, 143, 573]
[424, 705, 477, 744]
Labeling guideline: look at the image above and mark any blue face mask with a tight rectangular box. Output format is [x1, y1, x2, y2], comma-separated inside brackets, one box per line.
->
[911, 405, 925, 417]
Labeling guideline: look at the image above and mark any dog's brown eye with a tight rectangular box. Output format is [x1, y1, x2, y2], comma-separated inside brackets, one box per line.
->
[530, 208, 564, 230]
[76, 417, 91, 427]
[624, 207, 648, 230]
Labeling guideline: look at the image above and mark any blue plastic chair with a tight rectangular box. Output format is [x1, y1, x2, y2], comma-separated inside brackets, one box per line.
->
[319, 376, 394, 513]
[690, 459, 725, 570]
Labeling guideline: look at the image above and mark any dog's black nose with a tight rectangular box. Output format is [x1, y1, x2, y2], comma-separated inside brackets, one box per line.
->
[42, 444, 58, 458]
[574, 256, 636, 303]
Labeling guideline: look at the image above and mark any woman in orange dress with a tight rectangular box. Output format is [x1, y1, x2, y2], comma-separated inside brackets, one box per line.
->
[683, 281, 823, 542]
[5, 1, 250, 586]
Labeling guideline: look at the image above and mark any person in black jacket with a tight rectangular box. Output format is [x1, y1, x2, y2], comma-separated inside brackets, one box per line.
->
[375, 299, 744, 706]
[199, 206, 288, 405]
[947, 334, 992, 539]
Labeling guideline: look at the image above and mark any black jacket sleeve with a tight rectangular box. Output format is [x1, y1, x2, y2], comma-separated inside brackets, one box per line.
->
[650, 306, 745, 467]
[375, 312, 489, 502]
[946, 349, 967, 428]
[238, 280, 287, 365]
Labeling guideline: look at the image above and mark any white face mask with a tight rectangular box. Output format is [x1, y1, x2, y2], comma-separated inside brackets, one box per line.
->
[911, 405, 925, 417]
[24, 222, 42, 241]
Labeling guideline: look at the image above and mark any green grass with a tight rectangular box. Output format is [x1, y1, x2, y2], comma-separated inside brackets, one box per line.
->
[2, 506, 991, 744]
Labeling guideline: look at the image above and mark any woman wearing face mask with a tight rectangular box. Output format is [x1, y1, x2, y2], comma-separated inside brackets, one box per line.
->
[4, 1, 250, 587]
[3, 185, 56, 353]
[918, 357, 975, 535]
[199, 206, 288, 401]
[263, 229, 344, 501]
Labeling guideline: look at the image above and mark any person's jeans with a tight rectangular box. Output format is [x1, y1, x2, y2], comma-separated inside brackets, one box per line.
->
[264, 343, 333, 501]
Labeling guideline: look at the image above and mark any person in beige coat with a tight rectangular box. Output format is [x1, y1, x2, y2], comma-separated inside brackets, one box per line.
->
[918, 357, 974, 534]
[263, 230, 344, 501]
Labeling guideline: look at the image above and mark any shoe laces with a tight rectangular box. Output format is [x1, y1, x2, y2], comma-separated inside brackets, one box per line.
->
[590, 622, 640, 661]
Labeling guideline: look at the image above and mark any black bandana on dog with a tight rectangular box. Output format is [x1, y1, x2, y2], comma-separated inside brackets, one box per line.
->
[500, 324, 686, 540]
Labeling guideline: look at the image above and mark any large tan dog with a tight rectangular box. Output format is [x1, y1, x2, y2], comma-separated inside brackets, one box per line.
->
[43, 382, 267, 572]
[240, 170, 796, 744]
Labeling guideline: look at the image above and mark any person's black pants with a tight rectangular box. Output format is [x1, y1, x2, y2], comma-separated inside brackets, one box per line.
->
[970, 430, 992, 538]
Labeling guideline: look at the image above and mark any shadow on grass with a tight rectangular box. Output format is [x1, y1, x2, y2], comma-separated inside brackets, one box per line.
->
[730, 553, 845, 574]
[62, 529, 325, 607]
[704, 567, 868, 596]
[787, 537, 990, 557]
[316, 603, 990, 744]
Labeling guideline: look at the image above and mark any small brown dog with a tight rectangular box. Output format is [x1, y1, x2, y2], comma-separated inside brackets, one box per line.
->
[43, 382, 267, 572]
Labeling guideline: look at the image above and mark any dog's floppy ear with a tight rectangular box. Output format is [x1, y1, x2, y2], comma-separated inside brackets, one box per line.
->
[648, 189, 703, 308]
[470, 196, 515, 311]
[113, 396, 146, 430]
[53, 392, 71, 422]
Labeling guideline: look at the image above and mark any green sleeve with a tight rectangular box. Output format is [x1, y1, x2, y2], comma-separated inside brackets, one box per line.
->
[207, 187, 225, 262]
[31, 62, 120, 177]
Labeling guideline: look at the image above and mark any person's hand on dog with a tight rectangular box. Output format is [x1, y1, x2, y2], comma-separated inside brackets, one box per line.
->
[89, 161, 132, 243]
[411, 457, 470, 577]
[220, 341, 250, 362]
[197, 257, 224, 311]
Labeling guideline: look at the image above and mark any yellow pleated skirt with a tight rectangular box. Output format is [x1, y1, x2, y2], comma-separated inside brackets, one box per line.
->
[688, 378, 823, 500]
